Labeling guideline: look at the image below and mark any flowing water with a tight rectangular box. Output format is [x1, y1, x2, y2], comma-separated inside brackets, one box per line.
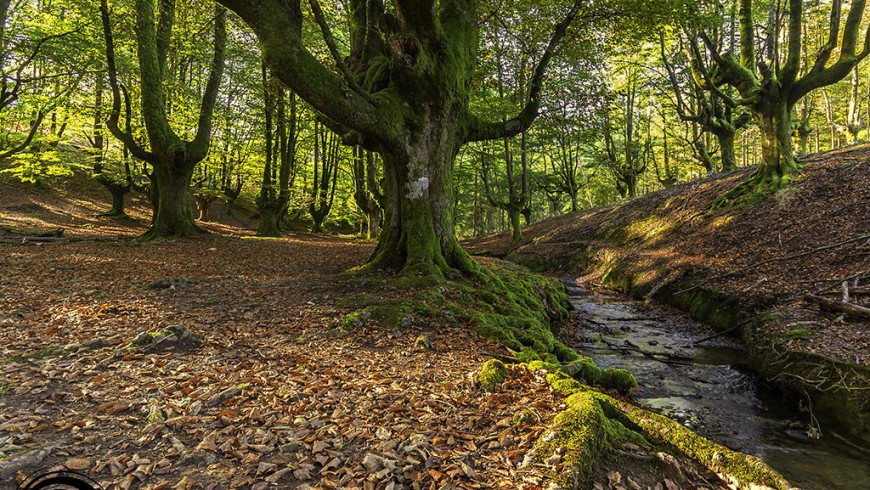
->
[563, 279, 870, 490]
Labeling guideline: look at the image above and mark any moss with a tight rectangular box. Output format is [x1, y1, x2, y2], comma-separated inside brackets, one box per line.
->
[532, 391, 607, 487]
[527, 359, 560, 373]
[477, 359, 507, 392]
[132, 325, 202, 346]
[0, 382, 9, 396]
[9, 346, 66, 362]
[339, 308, 373, 329]
[515, 347, 541, 363]
[553, 341, 579, 362]
[546, 371, 585, 394]
[565, 357, 603, 384]
[598, 368, 638, 394]
[612, 396, 792, 490]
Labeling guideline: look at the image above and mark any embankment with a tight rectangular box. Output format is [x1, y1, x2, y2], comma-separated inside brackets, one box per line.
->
[467, 146, 870, 444]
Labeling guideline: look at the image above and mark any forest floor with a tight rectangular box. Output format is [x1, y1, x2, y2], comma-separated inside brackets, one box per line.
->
[467, 145, 870, 368]
[0, 174, 728, 489]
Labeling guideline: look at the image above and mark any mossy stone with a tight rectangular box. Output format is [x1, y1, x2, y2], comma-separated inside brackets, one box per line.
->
[564, 357, 603, 384]
[477, 359, 508, 392]
[598, 368, 638, 394]
[515, 347, 541, 363]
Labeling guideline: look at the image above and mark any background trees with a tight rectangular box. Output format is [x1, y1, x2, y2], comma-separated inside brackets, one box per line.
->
[2, 0, 870, 251]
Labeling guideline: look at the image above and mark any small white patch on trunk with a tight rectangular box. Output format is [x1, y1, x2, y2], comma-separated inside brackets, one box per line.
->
[406, 177, 429, 199]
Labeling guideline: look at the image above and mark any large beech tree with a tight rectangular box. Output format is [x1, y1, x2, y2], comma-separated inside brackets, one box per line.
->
[689, 0, 870, 202]
[213, 0, 588, 275]
[100, 0, 226, 238]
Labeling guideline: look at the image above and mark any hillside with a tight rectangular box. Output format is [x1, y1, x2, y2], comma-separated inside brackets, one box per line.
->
[0, 170, 258, 239]
[467, 145, 870, 443]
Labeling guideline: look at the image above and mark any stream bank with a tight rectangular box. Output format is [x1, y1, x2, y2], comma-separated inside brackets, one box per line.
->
[465, 151, 870, 447]
[562, 280, 870, 490]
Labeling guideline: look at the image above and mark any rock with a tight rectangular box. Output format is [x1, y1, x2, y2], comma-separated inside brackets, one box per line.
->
[413, 335, 432, 352]
[279, 440, 302, 453]
[0, 446, 52, 480]
[65, 457, 91, 470]
[81, 338, 111, 349]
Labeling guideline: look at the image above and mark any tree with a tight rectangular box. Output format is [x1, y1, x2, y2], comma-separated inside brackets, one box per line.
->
[688, 0, 870, 204]
[256, 61, 281, 237]
[100, 0, 226, 239]
[213, 0, 590, 276]
[480, 133, 530, 249]
[308, 121, 341, 234]
[352, 146, 384, 239]
[601, 61, 651, 199]
[0, 0, 84, 159]
[661, 33, 750, 174]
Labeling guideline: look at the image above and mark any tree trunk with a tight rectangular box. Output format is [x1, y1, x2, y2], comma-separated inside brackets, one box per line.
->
[716, 102, 798, 207]
[364, 128, 474, 276]
[756, 104, 798, 186]
[508, 209, 522, 248]
[719, 131, 737, 171]
[144, 161, 202, 239]
[257, 205, 280, 237]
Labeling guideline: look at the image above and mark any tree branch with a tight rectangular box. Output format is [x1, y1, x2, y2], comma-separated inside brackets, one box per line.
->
[0, 111, 43, 158]
[99, 0, 153, 162]
[215, 0, 386, 143]
[308, 0, 374, 104]
[189, 7, 227, 163]
[466, 0, 583, 142]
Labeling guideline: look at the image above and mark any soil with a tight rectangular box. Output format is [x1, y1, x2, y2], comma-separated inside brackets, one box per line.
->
[0, 172, 730, 489]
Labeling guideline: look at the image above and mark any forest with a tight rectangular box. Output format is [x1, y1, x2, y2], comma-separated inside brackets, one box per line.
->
[1, 0, 870, 489]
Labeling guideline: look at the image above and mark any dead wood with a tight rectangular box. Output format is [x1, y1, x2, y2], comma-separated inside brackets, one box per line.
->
[804, 294, 870, 321]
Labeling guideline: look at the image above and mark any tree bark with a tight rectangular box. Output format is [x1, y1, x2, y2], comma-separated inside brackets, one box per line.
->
[143, 159, 200, 239]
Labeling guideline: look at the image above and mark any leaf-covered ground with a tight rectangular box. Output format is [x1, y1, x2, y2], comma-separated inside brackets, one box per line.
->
[0, 175, 730, 489]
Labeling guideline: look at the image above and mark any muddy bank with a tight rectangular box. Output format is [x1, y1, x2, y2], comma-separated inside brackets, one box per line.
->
[466, 150, 870, 445]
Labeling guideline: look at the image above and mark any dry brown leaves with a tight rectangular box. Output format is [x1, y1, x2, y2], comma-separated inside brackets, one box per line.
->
[0, 237, 569, 489]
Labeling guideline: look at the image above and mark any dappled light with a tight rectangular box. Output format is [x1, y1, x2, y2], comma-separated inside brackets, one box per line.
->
[4, 0, 870, 488]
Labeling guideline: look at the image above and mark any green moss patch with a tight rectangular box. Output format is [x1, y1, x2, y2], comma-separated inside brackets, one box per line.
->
[531, 367, 790, 489]
[477, 359, 508, 392]
[609, 396, 792, 490]
[598, 368, 638, 394]
[530, 391, 607, 487]
[338, 260, 572, 361]
[8, 346, 67, 363]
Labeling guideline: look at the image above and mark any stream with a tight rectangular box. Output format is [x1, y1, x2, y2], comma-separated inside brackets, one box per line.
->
[563, 279, 870, 490]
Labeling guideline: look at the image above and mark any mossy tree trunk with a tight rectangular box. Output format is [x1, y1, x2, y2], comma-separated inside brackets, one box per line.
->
[257, 61, 281, 237]
[216, 0, 583, 276]
[352, 146, 384, 239]
[100, 0, 225, 239]
[689, 0, 870, 205]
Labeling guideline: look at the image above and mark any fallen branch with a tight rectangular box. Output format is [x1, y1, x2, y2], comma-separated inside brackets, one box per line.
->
[804, 294, 870, 321]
